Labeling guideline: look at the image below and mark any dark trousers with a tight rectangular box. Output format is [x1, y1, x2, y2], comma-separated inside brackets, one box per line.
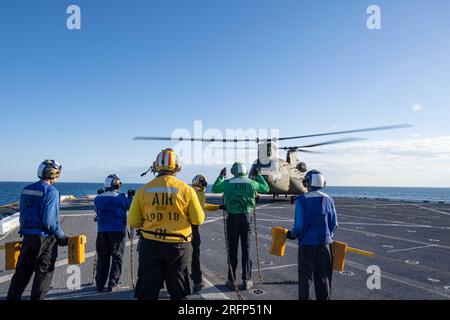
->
[6, 235, 58, 300]
[226, 213, 253, 282]
[135, 238, 192, 300]
[95, 231, 126, 290]
[298, 244, 333, 300]
[191, 225, 202, 284]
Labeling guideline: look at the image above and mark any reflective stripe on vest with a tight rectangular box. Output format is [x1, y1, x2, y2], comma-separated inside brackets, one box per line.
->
[140, 229, 191, 242]
[21, 189, 44, 197]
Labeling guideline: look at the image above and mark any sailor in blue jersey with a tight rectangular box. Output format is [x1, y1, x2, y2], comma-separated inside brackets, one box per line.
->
[94, 174, 134, 292]
[287, 170, 338, 300]
[7, 160, 67, 300]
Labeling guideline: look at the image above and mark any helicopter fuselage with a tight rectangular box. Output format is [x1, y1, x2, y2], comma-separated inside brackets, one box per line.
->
[252, 144, 308, 196]
[259, 158, 308, 196]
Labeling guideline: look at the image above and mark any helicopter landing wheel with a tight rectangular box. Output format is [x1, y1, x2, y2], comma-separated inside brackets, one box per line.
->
[290, 196, 296, 204]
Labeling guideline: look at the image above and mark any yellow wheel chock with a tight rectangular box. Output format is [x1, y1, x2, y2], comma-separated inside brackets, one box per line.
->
[2, 235, 88, 270]
[3, 241, 22, 270]
[270, 227, 288, 257]
[269, 227, 375, 272]
[68, 235, 87, 265]
[332, 240, 375, 272]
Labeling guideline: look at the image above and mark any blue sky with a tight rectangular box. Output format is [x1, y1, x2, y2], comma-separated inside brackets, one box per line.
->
[1, 0, 450, 186]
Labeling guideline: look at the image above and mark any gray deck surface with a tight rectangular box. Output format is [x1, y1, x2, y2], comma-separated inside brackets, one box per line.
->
[1, 196, 450, 300]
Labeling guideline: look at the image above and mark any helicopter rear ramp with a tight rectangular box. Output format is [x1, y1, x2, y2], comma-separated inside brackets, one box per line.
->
[1, 196, 449, 300]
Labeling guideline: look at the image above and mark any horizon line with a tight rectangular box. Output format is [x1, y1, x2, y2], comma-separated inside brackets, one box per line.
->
[0, 180, 449, 189]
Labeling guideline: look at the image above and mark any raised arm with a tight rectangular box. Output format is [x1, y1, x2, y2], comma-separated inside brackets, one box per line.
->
[211, 176, 226, 194]
[252, 174, 269, 193]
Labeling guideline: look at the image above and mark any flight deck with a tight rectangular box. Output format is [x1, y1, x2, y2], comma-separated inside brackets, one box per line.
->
[1, 196, 449, 300]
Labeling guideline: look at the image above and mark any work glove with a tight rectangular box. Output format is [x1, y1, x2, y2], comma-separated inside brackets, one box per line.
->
[219, 167, 227, 178]
[127, 189, 136, 198]
[57, 236, 69, 247]
[286, 231, 296, 241]
[249, 167, 260, 179]
[97, 189, 104, 195]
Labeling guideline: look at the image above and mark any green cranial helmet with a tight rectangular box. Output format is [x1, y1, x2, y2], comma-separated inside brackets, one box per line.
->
[231, 162, 248, 177]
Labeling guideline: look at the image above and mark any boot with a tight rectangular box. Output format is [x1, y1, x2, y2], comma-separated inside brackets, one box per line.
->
[243, 280, 254, 291]
[193, 281, 205, 293]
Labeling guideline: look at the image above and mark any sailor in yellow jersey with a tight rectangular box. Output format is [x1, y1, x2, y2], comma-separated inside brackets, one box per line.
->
[190, 175, 224, 292]
[128, 149, 205, 300]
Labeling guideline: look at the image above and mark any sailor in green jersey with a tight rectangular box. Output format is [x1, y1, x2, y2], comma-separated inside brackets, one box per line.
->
[212, 162, 269, 290]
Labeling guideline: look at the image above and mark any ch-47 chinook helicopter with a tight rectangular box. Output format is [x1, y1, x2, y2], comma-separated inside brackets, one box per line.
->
[134, 124, 413, 199]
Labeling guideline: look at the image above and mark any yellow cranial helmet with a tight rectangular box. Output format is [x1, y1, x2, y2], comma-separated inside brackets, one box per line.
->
[192, 174, 208, 190]
[154, 148, 181, 173]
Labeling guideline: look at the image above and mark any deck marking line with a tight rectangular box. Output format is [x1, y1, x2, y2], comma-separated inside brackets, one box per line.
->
[60, 213, 96, 217]
[412, 205, 450, 216]
[338, 227, 450, 250]
[345, 260, 450, 299]
[387, 245, 437, 253]
[251, 264, 297, 273]
[203, 217, 224, 225]
[197, 278, 230, 300]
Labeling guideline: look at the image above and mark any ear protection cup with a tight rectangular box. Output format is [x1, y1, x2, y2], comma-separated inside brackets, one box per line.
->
[114, 179, 122, 190]
[303, 170, 326, 190]
[37, 160, 62, 180]
[302, 177, 309, 188]
[192, 175, 208, 190]
[105, 174, 122, 190]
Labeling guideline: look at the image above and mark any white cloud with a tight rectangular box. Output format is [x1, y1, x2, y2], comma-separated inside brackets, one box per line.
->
[300, 136, 450, 187]
[411, 104, 423, 112]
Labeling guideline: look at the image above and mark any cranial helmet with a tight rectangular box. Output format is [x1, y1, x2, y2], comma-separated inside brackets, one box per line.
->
[37, 160, 62, 180]
[104, 174, 122, 191]
[154, 148, 181, 173]
[192, 175, 208, 191]
[303, 170, 326, 190]
[231, 162, 248, 177]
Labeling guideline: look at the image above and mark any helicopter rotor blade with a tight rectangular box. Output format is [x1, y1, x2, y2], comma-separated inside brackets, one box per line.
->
[133, 136, 259, 143]
[276, 123, 413, 141]
[293, 137, 365, 149]
[279, 137, 364, 151]
[278, 147, 322, 153]
[211, 146, 258, 150]
[296, 149, 323, 154]
[133, 123, 413, 143]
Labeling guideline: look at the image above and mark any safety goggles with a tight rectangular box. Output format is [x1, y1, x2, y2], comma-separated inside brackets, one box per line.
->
[48, 160, 62, 170]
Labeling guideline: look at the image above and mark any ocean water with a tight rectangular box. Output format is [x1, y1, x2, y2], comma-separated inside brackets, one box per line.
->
[0, 182, 144, 206]
[323, 186, 450, 203]
[1, 182, 450, 206]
